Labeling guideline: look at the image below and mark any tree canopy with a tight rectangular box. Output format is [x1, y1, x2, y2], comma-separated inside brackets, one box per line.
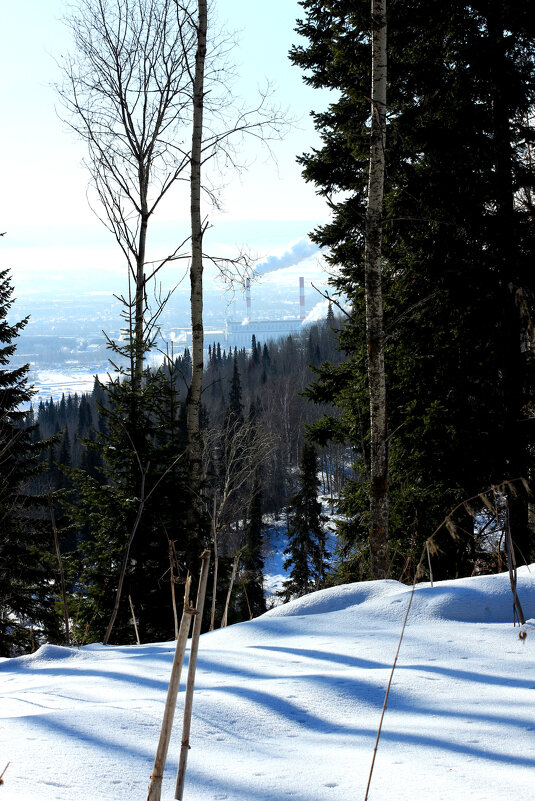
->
[293, 0, 535, 577]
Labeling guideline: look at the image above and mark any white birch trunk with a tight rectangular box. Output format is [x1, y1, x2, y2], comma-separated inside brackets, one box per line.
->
[186, 0, 207, 551]
[365, 0, 389, 579]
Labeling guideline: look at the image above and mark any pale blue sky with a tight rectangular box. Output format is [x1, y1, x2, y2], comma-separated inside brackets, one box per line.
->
[0, 0, 333, 298]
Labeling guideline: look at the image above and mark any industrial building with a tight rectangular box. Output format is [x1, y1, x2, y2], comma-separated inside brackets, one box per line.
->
[224, 276, 307, 348]
[163, 277, 309, 351]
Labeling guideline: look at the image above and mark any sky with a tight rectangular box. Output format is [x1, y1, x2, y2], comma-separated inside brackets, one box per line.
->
[0, 0, 333, 302]
[1, 566, 534, 800]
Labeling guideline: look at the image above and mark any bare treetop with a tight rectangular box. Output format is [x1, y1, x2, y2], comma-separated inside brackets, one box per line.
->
[57, 0, 195, 272]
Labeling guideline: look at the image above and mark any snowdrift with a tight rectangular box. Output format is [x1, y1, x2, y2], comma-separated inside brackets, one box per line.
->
[265, 565, 535, 623]
[1, 567, 534, 801]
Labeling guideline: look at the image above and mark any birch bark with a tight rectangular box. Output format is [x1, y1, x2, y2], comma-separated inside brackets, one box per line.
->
[365, 0, 389, 579]
[186, 0, 207, 555]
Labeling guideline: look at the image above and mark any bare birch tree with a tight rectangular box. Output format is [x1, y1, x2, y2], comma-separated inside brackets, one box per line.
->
[365, 0, 389, 578]
[57, 0, 196, 387]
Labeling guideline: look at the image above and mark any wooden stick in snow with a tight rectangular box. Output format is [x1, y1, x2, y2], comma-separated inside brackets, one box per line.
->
[220, 550, 240, 628]
[169, 539, 179, 640]
[49, 494, 70, 645]
[147, 576, 195, 801]
[175, 550, 211, 800]
[128, 594, 141, 645]
[426, 542, 434, 587]
[0, 762, 10, 785]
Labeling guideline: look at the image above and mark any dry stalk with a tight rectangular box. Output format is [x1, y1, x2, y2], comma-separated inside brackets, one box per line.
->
[128, 594, 141, 645]
[364, 477, 530, 799]
[0, 762, 10, 785]
[175, 550, 211, 800]
[147, 576, 195, 801]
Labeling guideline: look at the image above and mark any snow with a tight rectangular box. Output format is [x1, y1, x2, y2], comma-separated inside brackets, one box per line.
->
[1, 567, 534, 801]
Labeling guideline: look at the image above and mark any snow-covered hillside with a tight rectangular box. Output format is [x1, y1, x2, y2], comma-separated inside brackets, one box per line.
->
[1, 568, 534, 801]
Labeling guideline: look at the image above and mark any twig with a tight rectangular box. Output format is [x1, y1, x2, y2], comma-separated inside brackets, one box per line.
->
[364, 583, 416, 801]
[128, 594, 141, 645]
[364, 477, 530, 798]
[426, 541, 434, 587]
[0, 762, 10, 784]
[310, 282, 350, 318]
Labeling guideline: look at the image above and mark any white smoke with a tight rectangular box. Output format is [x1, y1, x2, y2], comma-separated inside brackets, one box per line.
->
[255, 238, 319, 275]
[301, 300, 330, 325]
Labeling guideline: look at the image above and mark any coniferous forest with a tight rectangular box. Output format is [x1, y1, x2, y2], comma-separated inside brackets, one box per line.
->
[1, 0, 535, 657]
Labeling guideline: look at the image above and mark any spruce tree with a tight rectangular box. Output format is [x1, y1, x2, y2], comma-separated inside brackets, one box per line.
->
[241, 471, 266, 618]
[227, 353, 244, 424]
[66, 365, 192, 645]
[282, 441, 328, 601]
[293, 0, 535, 577]
[0, 269, 60, 655]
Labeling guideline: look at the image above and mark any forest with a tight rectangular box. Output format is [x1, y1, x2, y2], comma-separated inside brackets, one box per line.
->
[1, 0, 534, 657]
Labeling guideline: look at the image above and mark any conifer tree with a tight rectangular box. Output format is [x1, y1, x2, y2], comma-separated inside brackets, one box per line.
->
[241, 470, 266, 618]
[0, 269, 60, 655]
[66, 363, 192, 645]
[281, 441, 328, 601]
[293, 0, 535, 577]
[227, 354, 244, 425]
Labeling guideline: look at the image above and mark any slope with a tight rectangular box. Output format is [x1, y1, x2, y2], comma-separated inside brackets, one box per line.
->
[1, 567, 534, 801]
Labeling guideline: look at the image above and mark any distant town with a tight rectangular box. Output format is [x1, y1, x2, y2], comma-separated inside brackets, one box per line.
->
[10, 274, 323, 401]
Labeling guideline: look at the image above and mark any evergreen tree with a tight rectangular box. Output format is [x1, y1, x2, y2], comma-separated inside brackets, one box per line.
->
[66, 365, 192, 645]
[293, 0, 535, 577]
[326, 301, 334, 325]
[227, 353, 244, 424]
[281, 441, 328, 601]
[241, 470, 266, 618]
[0, 269, 60, 655]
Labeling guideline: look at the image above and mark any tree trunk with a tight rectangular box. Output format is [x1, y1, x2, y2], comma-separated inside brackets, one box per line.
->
[186, 0, 208, 564]
[365, 0, 389, 579]
[209, 497, 218, 631]
[49, 496, 70, 646]
[487, 7, 531, 563]
[134, 206, 149, 388]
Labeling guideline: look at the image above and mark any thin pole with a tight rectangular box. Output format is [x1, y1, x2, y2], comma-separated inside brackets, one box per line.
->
[169, 540, 179, 640]
[147, 577, 194, 801]
[426, 542, 434, 588]
[209, 495, 218, 630]
[49, 495, 70, 645]
[128, 594, 141, 645]
[175, 550, 211, 800]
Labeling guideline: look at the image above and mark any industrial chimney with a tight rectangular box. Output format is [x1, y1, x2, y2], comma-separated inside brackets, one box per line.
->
[299, 276, 305, 320]
[246, 277, 252, 320]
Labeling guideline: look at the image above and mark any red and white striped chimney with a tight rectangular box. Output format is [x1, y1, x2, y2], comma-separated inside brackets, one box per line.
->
[246, 277, 252, 319]
[299, 276, 305, 320]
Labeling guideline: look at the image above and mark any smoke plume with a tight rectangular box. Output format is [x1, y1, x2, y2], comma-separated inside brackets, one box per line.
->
[255, 239, 319, 276]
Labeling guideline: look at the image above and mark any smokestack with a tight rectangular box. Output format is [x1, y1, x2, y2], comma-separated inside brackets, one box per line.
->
[246, 278, 251, 319]
[299, 276, 305, 320]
